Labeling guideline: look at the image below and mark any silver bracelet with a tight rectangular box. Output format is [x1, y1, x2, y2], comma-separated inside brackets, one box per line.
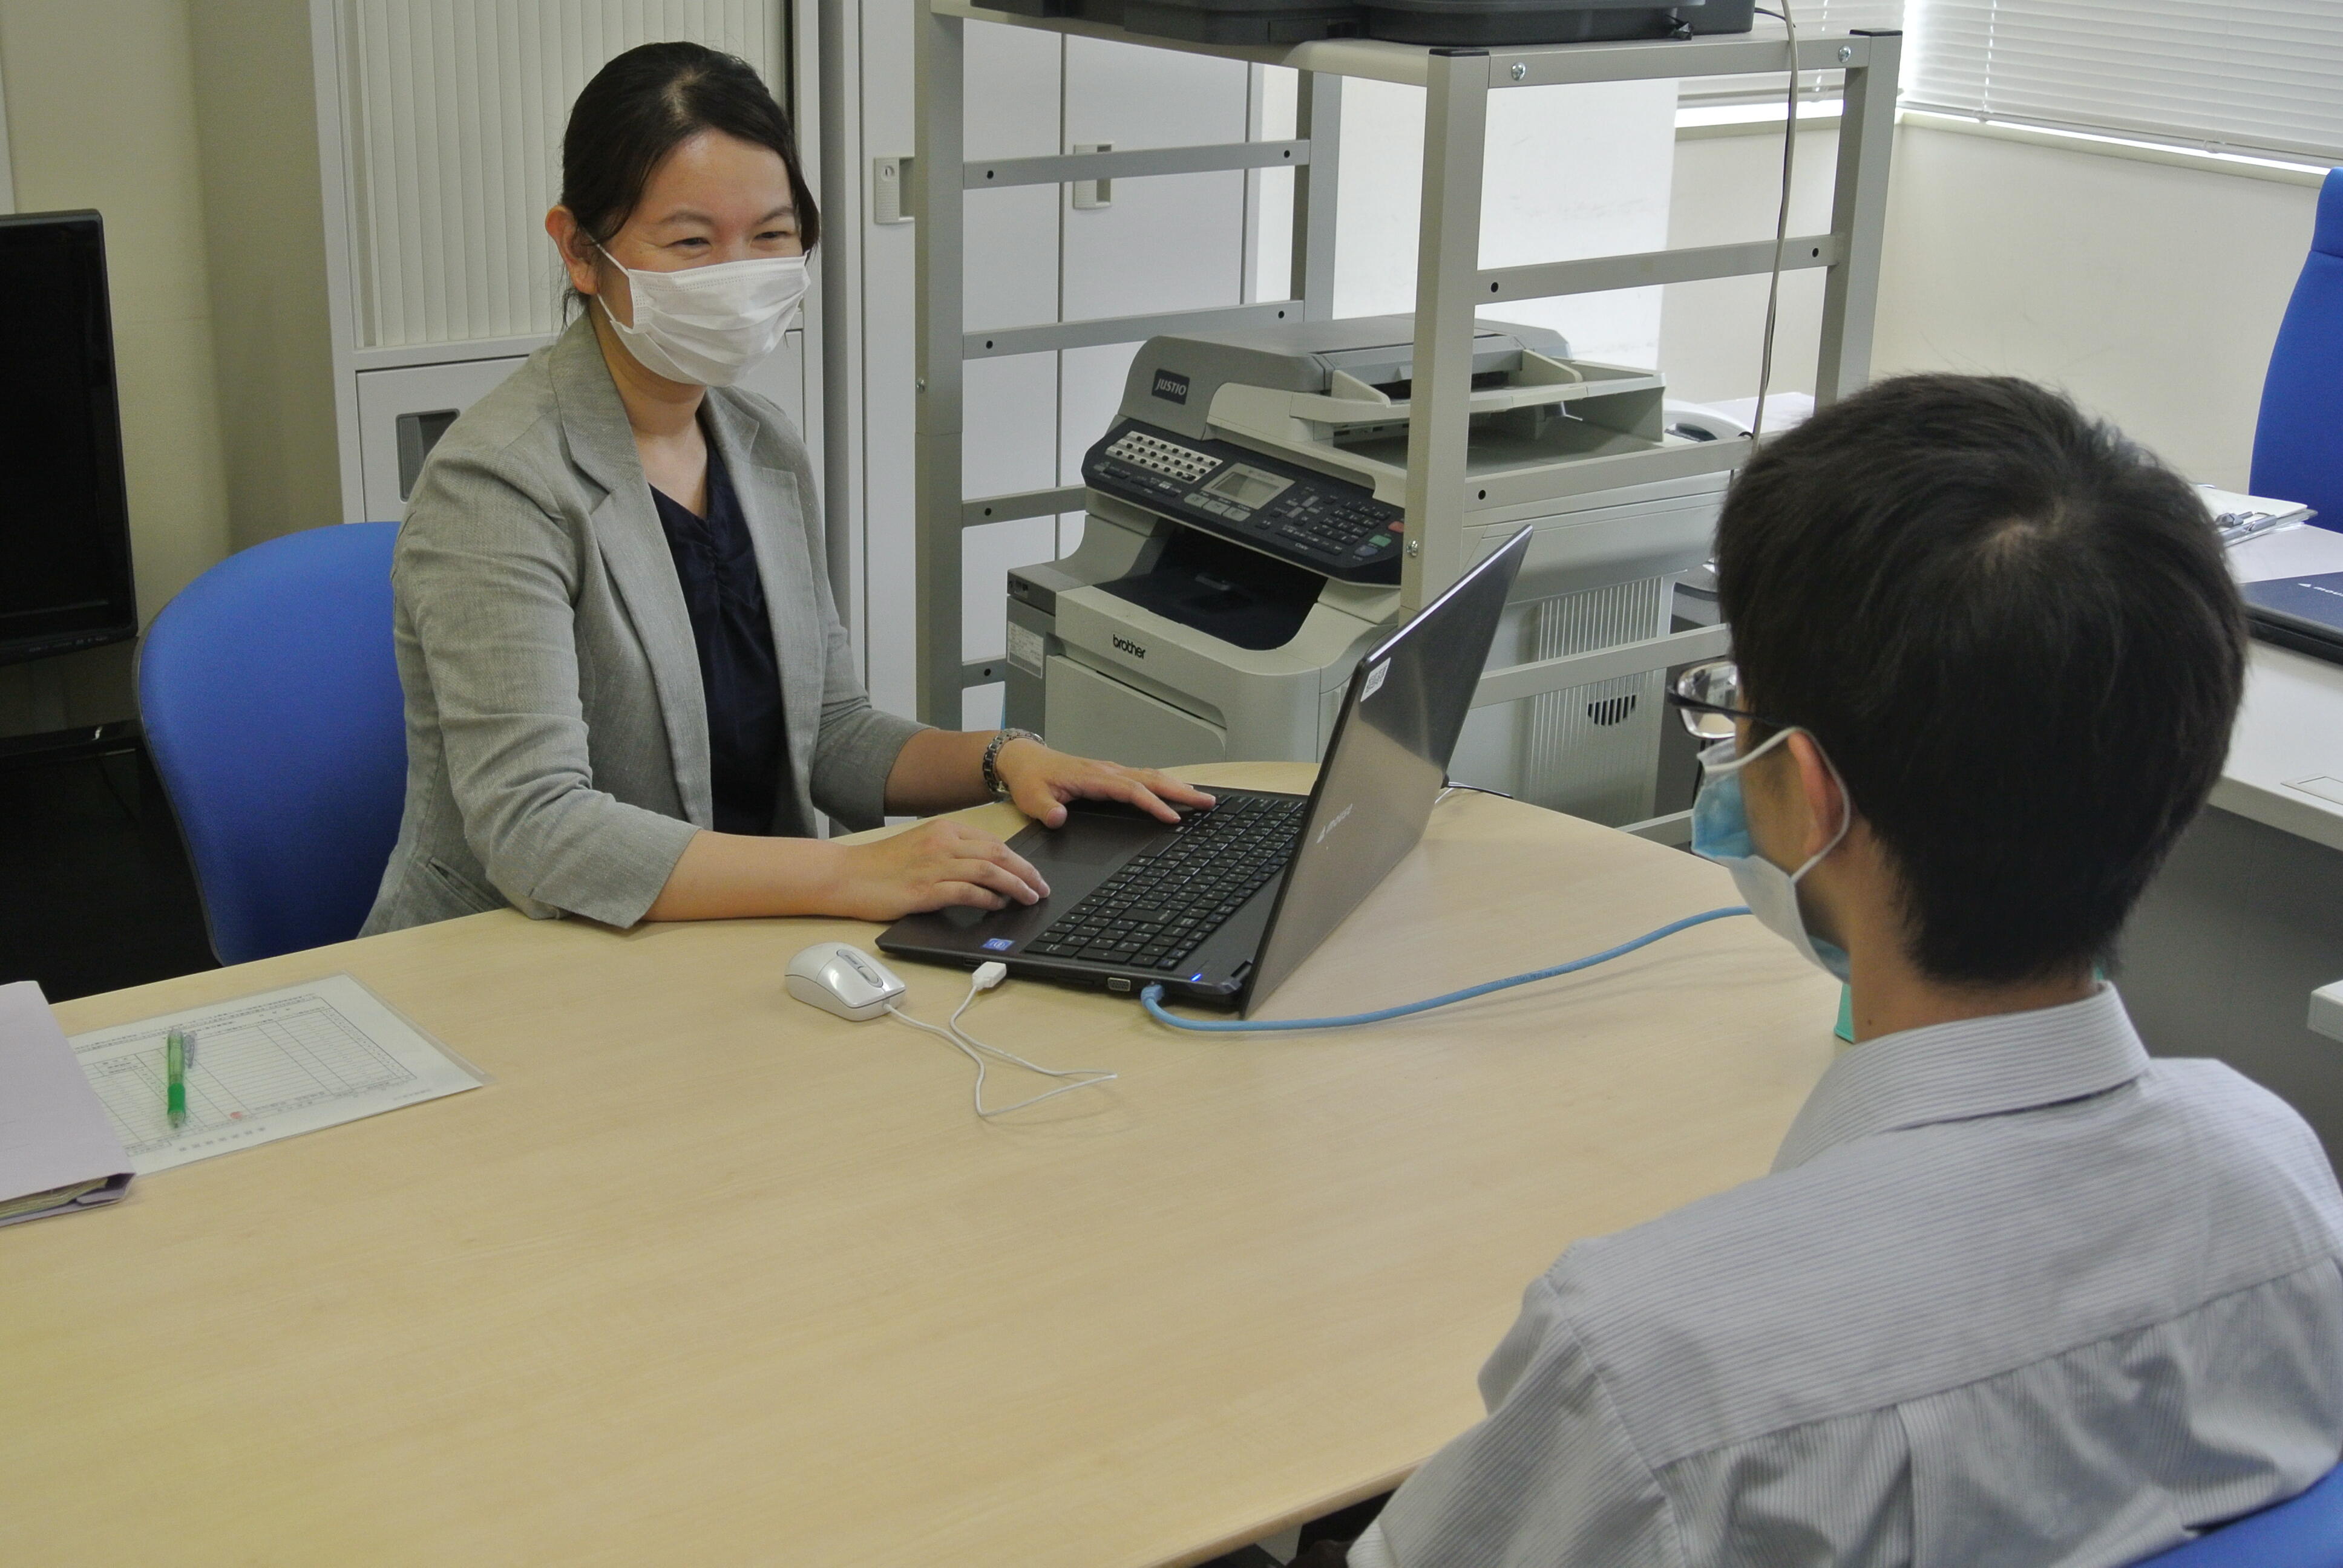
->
[982, 728, 1042, 800]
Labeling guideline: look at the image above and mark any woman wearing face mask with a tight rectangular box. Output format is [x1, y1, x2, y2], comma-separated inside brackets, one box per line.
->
[361, 43, 1210, 936]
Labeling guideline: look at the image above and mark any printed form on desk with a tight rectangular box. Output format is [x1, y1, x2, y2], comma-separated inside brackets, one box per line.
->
[68, 974, 485, 1175]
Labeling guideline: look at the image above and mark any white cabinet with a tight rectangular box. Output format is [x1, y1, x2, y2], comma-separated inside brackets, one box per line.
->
[310, 0, 817, 522]
[353, 356, 527, 521]
[349, 329, 811, 522]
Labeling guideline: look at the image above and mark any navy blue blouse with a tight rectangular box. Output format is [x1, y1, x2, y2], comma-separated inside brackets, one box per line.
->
[650, 442, 797, 837]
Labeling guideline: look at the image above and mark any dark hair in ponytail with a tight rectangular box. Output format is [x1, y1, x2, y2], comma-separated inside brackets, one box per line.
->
[559, 41, 819, 287]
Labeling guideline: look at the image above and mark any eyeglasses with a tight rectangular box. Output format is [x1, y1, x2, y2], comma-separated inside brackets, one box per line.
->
[1665, 659, 1795, 741]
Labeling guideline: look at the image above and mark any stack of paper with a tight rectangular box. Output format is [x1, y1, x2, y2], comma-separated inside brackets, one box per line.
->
[0, 981, 131, 1226]
[2198, 483, 2315, 548]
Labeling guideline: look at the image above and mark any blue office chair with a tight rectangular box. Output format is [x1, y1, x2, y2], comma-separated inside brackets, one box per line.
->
[139, 521, 405, 966]
[2132, 1462, 2343, 1566]
[2252, 167, 2343, 532]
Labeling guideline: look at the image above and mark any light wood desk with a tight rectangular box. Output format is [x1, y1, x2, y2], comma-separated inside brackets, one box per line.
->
[4, 763, 1840, 1566]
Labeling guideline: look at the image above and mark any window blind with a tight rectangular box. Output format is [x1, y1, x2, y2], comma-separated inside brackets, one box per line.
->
[1904, 1, 2343, 165]
[1680, 0, 1907, 108]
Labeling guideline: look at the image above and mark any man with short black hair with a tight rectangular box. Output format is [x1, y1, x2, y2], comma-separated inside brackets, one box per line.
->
[1337, 375, 2343, 1567]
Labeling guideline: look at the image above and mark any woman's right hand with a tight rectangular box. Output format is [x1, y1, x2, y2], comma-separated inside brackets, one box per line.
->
[818, 818, 1051, 922]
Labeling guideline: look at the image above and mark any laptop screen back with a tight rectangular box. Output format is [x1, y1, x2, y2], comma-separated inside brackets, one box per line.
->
[1242, 528, 1531, 1015]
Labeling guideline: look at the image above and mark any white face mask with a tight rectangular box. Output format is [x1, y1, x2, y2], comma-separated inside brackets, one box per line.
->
[1689, 725, 1855, 982]
[594, 245, 808, 387]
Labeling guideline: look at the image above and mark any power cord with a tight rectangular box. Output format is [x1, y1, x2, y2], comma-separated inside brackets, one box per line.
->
[1140, 906, 1751, 1033]
[1437, 780, 1516, 803]
[888, 961, 1119, 1117]
[1749, 4, 1804, 446]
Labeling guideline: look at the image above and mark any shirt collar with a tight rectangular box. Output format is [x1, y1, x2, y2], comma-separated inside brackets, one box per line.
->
[1772, 985, 2151, 1172]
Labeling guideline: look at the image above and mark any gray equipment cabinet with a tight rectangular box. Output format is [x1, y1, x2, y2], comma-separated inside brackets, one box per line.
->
[913, 4, 1901, 800]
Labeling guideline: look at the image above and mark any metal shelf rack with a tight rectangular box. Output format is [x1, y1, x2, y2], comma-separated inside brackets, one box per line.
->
[913, 4, 1902, 726]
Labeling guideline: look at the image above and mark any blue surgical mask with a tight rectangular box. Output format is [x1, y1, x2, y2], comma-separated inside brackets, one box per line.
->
[1691, 727, 1853, 982]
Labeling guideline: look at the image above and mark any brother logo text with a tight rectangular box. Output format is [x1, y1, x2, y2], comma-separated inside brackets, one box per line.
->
[1112, 635, 1147, 659]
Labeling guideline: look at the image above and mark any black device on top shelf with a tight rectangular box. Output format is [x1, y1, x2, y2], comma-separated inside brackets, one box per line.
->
[969, 0, 1751, 47]
[1365, 0, 1752, 45]
[0, 211, 136, 668]
[1082, 416, 1405, 584]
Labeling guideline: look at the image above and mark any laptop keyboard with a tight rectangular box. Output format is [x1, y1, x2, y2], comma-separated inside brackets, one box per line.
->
[1018, 795, 1307, 972]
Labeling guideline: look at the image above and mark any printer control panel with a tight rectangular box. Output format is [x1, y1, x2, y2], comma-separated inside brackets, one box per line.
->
[1084, 419, 1403, 583]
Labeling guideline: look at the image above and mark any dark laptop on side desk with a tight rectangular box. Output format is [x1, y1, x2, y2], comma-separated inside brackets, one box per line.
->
[2244, 572, 2343, 665]
[879, 526, 1531, 1018]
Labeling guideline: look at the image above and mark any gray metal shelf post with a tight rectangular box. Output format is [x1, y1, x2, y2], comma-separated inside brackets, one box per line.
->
[1293, 71, 1343, 319]
[1819, 30, 1900, 403]
[913, 1, 968, 727]
[1403, 47, 1493, 614]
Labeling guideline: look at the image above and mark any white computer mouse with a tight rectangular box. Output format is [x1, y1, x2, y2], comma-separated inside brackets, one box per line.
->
[785, 941, 908, 1022]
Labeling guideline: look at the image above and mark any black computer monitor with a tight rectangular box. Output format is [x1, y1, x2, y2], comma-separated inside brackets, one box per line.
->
[0, 210, 136, 667]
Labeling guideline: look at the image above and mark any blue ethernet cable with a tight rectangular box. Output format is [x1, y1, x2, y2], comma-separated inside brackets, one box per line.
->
[1139, 906, 1752, 1032]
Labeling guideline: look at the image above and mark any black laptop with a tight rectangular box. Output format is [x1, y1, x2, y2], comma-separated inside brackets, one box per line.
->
[879, 526, 1530, 1017]
[2244, 570, 2343, 667]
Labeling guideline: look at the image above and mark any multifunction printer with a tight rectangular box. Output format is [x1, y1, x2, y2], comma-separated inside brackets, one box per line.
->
[1005, 315, 1728, 825]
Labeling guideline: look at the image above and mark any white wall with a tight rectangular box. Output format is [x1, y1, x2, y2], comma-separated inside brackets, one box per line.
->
[0, 0, 234, 739]
[1335, 76, 1679, 366]
[1660, 117, 2324, 490]
[1872, 123, 2319, 490]
[189, 0, 340, 554]
[1660, 122, 1841, 405]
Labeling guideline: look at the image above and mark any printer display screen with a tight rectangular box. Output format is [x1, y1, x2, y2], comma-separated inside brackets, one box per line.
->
[1204, 464, 1293, 509]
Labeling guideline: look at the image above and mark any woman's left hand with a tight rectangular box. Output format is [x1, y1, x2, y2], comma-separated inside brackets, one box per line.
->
[992, 739, 1216, 828]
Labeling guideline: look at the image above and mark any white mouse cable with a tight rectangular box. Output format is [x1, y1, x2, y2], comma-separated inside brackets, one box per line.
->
[886, 963, 1119, 1118]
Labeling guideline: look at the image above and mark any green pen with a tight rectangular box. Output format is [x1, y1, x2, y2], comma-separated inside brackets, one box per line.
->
[166, 1027, 187, 1129]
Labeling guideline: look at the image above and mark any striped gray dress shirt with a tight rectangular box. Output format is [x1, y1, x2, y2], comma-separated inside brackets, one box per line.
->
[1351, 987, 2343, 1567]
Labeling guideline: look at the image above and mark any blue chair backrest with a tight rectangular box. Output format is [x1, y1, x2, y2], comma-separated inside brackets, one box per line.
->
[2253, 168, 2343, 532]
[139, 522, 405, 967]
[2131, 1462, 2343, 1566]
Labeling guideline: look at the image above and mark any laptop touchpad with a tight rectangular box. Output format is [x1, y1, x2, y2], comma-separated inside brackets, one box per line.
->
[1014, 800, 1181, 866]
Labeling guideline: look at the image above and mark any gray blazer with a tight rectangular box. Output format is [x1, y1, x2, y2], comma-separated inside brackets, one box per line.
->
[361, 316, 925, 935]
